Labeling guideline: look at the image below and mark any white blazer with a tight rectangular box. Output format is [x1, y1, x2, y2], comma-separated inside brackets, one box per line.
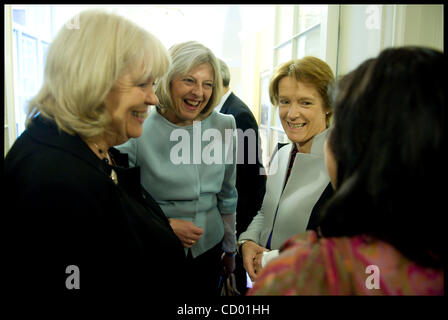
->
[239, 129, 330, 250]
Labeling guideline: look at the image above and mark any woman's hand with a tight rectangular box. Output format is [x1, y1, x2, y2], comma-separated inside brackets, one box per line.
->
[169, 218, 203, 248]
[241, 241, 269, 281]
[253, 251, 264, 275]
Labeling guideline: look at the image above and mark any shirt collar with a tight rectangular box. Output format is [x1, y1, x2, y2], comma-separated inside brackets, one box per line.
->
[292, 128, 329, 157]
[309, 128, 329, 156]
[214, 90, 232, 113]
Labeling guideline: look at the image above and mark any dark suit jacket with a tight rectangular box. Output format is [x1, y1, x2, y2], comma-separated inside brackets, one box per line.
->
[220, 92, 266, 237]
[4, 116, 186, 297]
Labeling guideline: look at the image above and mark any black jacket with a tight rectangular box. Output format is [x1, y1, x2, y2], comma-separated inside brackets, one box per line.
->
[4, 116, 186, 297]
[220, 93, 267, 237]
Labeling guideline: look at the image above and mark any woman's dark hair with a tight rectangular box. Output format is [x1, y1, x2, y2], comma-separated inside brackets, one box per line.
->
[318, 47, 445, 268]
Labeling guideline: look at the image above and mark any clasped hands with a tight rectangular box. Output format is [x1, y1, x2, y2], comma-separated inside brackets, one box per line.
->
[241, 240, 269, 281]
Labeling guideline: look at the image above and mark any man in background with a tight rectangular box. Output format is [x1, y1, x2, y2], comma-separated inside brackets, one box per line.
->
[217, 59, 266, 294]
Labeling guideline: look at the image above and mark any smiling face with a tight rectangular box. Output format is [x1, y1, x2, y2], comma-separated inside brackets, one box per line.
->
[278, 76, 328, 153]
[104, 69, 159, 145]
[164, 63, 214, 126]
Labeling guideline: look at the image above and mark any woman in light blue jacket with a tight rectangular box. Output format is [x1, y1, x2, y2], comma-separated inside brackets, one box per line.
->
[117, 41, 237, 296]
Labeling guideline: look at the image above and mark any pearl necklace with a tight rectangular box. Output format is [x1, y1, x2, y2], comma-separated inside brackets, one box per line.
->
[94, 143, 118, 185]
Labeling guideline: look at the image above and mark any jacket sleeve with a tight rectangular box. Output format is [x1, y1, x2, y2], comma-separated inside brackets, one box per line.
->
[9, 163, 120, 291]
[237, 145, 284, 245]
[217, 116, 238, 215]
[237, 207, 264, 244]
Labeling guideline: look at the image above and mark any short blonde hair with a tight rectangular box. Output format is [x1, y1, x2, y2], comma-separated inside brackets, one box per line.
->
[155, 41, 223, 121]
[26, 9, 171, 138]
[269, 56, 335, 126]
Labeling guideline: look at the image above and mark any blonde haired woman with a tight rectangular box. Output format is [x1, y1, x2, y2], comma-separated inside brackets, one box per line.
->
[117, 41, 238, 296]
[5, 10, 186, 295]
[238, 57, 335, 281]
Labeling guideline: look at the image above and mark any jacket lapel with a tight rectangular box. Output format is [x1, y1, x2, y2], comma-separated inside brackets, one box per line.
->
[220, 92, 235, 114]
[28, 116, 106, 173]
[262, 143, 291, 229]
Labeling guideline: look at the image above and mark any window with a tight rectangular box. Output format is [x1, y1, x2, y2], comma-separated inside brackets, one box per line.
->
[276, 41, 293, 65]
[258, 71, 273, 167]
[5, 4, 236, 148]
[276, 5, 295, 45]
[296, 23, 321, 59]
[10, 5, 52, 138]
[261, 5, 328, 166]
[274, 5, 324, 66]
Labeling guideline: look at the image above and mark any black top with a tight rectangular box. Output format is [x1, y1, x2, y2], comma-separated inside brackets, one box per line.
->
[4, 116, 186, 297]
[220, 92, 267, 237]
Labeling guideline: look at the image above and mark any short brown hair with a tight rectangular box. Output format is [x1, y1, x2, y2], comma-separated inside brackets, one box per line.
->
[269, 56, 334, 126]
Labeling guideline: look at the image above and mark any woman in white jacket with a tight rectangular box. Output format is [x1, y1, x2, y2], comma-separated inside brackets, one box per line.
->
[238, 57, 334, 281]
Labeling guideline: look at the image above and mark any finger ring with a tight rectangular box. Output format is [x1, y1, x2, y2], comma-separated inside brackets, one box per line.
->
[190, 240, 196, 245]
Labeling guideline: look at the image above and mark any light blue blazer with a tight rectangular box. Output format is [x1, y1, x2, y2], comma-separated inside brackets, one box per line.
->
[117, 108, 238, 258]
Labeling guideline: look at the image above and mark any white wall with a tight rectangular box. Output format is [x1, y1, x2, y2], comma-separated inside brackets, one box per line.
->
[336, 4, 444, 77]
[337, 5, 383, 76]
[320, 5, 340, 76]
[400, 5, 444, 50]
[4, 6, 16, 156]
[237, 5, 276, 117]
